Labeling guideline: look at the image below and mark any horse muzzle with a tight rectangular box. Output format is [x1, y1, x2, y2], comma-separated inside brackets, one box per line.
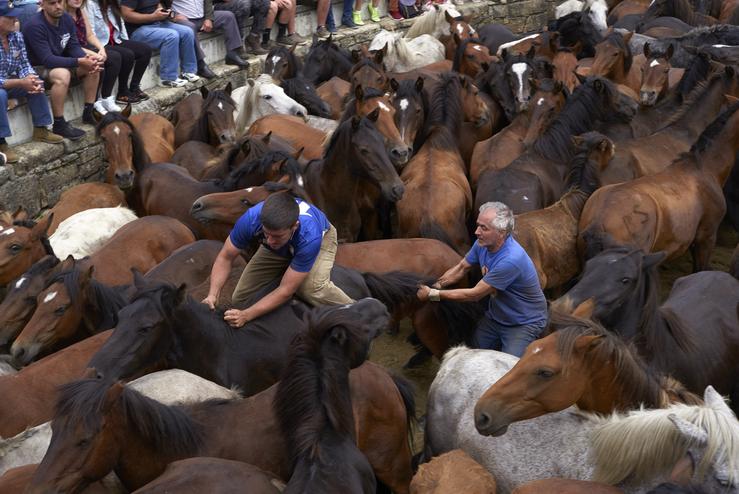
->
[640, 90, 657, 107]
[10, 340, 42, 367]
[382, 182, 405, 202]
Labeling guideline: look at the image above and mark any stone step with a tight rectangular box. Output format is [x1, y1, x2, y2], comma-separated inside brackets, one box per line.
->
[5, 0, 391, 145]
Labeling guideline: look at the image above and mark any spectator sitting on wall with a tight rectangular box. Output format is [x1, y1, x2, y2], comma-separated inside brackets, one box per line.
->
[120, 0, 200, 87]
[212, 0, 268, 54]
[261, 0, 305, 48]
[171, 0, 247, 70]
[22, 0, 103, 140]
[84, 0, 152, 105]
[0, 0, 63, 162]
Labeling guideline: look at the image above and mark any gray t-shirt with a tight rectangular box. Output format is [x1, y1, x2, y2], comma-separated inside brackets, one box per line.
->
[172, 0, 203, 19]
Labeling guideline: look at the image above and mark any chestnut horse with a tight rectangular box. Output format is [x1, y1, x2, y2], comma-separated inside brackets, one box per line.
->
[553, 248, 739, 412]
[475, 313, 702, 433]
[0, 214, 54, 287]
[43, 183, 126, 235]
[396, 73, 477, 255]
[248, 115, 328, 161]
[317, 76, 351, 119]
[514, 131, 613, 290]
[475, 76, 637, 214]
[440, 10, 478, 59]
[452, 38, 496, 78]
[590, 31, 645, 95]
[0, 330, 111, 438]
[274, 301, 386, 493]
[580, 100, 739, 269]
[95, 109, 175, 190]
[10, 258, 131, 366]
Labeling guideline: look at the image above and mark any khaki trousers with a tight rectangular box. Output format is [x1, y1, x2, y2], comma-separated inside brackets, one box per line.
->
[231, 224, 355, 306]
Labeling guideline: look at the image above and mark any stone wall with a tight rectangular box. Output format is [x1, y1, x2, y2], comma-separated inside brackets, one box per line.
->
[0, 0, 555, 217]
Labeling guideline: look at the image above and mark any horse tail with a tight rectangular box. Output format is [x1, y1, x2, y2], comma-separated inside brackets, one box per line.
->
[361, 270, 433, 313]
[434, 297, 486, 346]
[390, 372, 418, 452]
[419, 219, 458, 254]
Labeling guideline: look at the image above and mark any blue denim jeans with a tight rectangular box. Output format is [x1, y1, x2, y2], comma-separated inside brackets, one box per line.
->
[0, 87, 52, 138]
[129, 21, 197, 81]
[473, 317, 547, 358]
[341, 0, 353, 23]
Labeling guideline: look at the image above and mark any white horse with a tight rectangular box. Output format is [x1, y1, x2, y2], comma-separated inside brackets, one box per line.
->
[369, 30, 445, 72]
[426, 347, 738, 494]
[0, 369, 240, 476]
[555, 0, 609, 34]
[405, 3, 462, 39]
[48, 206, 137, 260]
[234, 74, 308, 134]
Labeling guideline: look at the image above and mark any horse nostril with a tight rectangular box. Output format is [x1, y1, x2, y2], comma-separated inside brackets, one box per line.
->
[392, 183, 405, 199]
[191, 201, 203, 213]
[476, 412, 491, 429]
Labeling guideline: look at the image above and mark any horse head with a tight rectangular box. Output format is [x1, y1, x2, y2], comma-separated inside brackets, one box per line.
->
[522, 78, 568, 148]
[0, 213, 54, 286]
[95, 106, 147, 190]
[390, 77, 427, 154]
[502, 47, 537, 113]
[354, 85, 411, 167]
[199, 83, 237, 144]
[640, 43, 674, 106]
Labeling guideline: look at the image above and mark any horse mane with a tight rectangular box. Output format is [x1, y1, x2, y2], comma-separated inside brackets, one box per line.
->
[452, 38, 483, 73]
[589, 401, 739, 486]
[689, 100, 739, 156]
[222, 150, 302, 190]
[273, 307, 362, 465]
[550, 311, 669, 409]
[560, 137, 604, 217]
[54, 378, 203, 456]
[533, 77, 615, 163]
[675, 51, 712, 99]
[661, 69, 724, 127]
[24, 255, 60, 279]
[12, 219, 56, 257]
[405, 6, 447, 39]
[95, 112, 151, 169]
[426, 72, 463, 141]
[338, 86, 386, 122]
[189, 89, 236, 143]
[602, 31, 633, 72]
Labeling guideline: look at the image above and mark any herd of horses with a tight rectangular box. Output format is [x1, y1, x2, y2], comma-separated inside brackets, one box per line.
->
[0, 1, 738, 492]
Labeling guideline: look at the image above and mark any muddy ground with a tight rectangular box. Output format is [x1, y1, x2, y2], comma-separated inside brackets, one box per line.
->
[367, 223, 738, 451]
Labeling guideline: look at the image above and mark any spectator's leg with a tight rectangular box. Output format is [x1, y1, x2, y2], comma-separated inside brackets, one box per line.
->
[341, 0, 354, 26]
[262, 0, 277, 46]
[22, 85, 63, 144]
[214, 0, 249, 35]
[79, 67, 102, 124]
[48, 68, 85, 139]
[295, 225, 355, 306]
[0, 88, 11, 139]
[472, 317, 503, 351]
[174, 17, 205, 65]
[107, 44, 134, 99]
[100, 48, 122, 98]
[214, 10, 251, 63]
[131, 25, 181, 82]
[499, 322, 546, 358]
[161, 21, 200, 75]
[249, 0, 269, 35]
[119, 39, 152, 97]
[316, 0, 330, 30]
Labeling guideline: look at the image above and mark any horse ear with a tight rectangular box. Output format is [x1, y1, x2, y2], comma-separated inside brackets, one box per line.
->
[327, 33, 333, 43]
[642, 251, 666, 269]
[553, 79, 564, 94]
[330, 326, 347, 346]
[12, 206, 27, 222]
[725, 94, 739, 104]
[92, 106, 104, 124]
[598, 139, 611, 153]
[262, 131, 272, 144]
[240, 139, 251, 155]
[571, 135, 584, 148]
[351, 115, 361, 130]
[458, 74, 468, 88]
[60, 254, 76, 272]
[31, 213, 53, 240]
[575, 333, 605, 354]
[247, 78, 256, 88]
[79, 264, 95, 289]
[355, 84, 365, 102]
[121, 103, 132, 118]
[367, 106, 380, 122]
[390, 78, 399, 91]
[643, 42, 651, 59]
[200, 86, 209, 99]
[444, 9, 454, 23]
[102, 382, 126, 414]
[667, 413, 709, 446]
[374, 44, 387, 65]
[224, 82, 233, 96]
[351, 48, 362, 63]
[526, 45, 536, 60]
[574, 71, 587, 85]
[415, 76, 424, 92]
[703, 385, 734, 418]
[666, 43, 674, 60]
[500, 47, 509, 60]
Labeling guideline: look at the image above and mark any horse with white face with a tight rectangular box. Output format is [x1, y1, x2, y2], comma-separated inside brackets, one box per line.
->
[234, 74, 308, 134]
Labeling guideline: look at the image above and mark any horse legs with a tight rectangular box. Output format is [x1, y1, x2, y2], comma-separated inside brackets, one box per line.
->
[691, 218, 720, 272]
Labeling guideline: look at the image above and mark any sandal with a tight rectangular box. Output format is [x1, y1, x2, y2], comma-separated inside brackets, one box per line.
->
[130, 88, 151, 101]
[116, 94, 141, 105]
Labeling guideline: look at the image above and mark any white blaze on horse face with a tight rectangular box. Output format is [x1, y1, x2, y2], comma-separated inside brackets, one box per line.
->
[1, 228, 15, 236]
[472, 44, 482, 52]
[537, 97, 544, 106]
[511, 63, 527, 103]
[217, 101, 224, 112]
[271, 55, 281, 70]
[43, 291, 58, 304]
[456, 23, 464, 36]
[532, 346, 542, 355]
[15, 277, 26, 289]
[297, 175, 305, 187]
[245, 187, 254, 192]
[650, 59, 660, 68]
[113, 125, 120, 136]
[399, 98, 409, 111]
[378, 101, 392, 112]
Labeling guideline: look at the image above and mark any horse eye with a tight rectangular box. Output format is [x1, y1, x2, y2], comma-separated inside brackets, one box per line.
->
[137, 326, 151, 334]
[536, 369, 554, 379]
[9, 244, 22, 253]
[264, 95, 272, 100]
[76, 438, 90, 448]
[360, 148, 370, 156]
[241, 199, 252, 206]
[55, 306, 67, 315]
[620, 277, 631, 284]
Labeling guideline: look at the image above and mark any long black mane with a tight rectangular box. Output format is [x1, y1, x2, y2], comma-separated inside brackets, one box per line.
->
[548, 11, 603, 58]
[689, 100, 739, 156]
[189, 88, 236, 144]
[675, 50, 713, 100]
[95, 112, 151, 170]
[54, 377, 203, 456]
[222, 150, 303, 190]
[426, 72, 464, 143]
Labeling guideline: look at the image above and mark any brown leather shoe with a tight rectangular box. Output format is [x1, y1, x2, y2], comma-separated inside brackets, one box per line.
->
[245, 33, 268, 55]
[0, 143, 18, 163]
[32, 127, 64, 144]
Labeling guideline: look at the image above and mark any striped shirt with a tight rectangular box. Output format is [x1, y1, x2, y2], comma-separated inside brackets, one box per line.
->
[0, 32, 36, 89]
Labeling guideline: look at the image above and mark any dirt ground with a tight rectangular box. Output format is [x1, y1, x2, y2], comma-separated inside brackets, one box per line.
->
[368, 223, 738, 452]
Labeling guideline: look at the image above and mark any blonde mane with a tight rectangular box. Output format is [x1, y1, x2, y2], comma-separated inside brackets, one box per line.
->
[405, 4, 460, 39]
[589, 399, 738, 487]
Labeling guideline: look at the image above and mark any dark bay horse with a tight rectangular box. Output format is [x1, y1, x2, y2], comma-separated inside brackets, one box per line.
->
[349, 48, 388, 92]
[580, 100, 739, 268]
[0, 213, 53, 287]
[553, 248, 739, 412]
[10, 258, 131, 366]
[275, 301, 386, 493]
[590, 31, 644, 95]
[396, 73, 475, 255]
[475, 75, 637, 214]
[95, 109, 175, 190]
[0, 255, 60, 347]
[390, 77, 429, 154]
[473, 312, 702, 434]
[264, 45, 331, 118]
[303, 34, 354, 85]
[514, 131, 613, 290]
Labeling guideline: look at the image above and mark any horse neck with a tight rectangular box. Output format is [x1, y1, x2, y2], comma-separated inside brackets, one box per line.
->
[167, 301, 226, 378]
[665, 77, 729, 136]
[696, 114, 739, 184]
[188, 108, 212, 145]
[81, 280, 129, 334]
[114, 423, 187, 490]
[309, 147, 360, 210]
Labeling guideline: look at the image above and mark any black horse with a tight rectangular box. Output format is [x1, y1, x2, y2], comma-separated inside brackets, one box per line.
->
[264, 45, 332, 118]
[302, 34, 354, 86]
[555, 247, 739, 412]
[275, 300, 384, 493]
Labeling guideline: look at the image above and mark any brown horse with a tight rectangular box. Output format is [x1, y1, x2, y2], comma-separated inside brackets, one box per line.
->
[198, 132, 296, 181]
[470, 78, 568, 189]
[452, 38, 497, 78]
[639, 43, 676, 106]
[28, 362, 414, 493]
[389, 77, 428, 155]
[171, 84, 235, 147]
[10, 257, 132, 366]
[316, 76, 351, 119]
[590, 31, 645, 95]
[0, 464, 110, 494]
[410, 450, 497, 494]
[248, 115, 329, 160]
[87, 215, 196, 285]
[474, 313, 702, 433]
[0, 255, 60, 347]
[552, 44, 582, 93]
[0, 213, 54, 287]
[441, 10, 478, 59]
[0, 330, 110, 438]
[95, 109, 175, 190]
[396, 73, 474, 255]
[579, 100, 739, 269]
[514, 132, 613, 290]
[43, 183, 126, 235]
[349, 48, 388, 92]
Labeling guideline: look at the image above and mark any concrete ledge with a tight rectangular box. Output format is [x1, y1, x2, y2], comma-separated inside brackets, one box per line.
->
[2, 0, 555, 216]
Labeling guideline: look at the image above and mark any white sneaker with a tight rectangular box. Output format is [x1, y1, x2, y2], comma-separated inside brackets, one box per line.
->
[93, 99, 108, 115]
[181, 72, 200, 82]
[160, 78, 188, 88]
[102, 95, 122, 113]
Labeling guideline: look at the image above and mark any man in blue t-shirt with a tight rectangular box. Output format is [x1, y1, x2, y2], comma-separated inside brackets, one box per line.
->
[417, 201, 547, 357]
[203, 193, 354, 327]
